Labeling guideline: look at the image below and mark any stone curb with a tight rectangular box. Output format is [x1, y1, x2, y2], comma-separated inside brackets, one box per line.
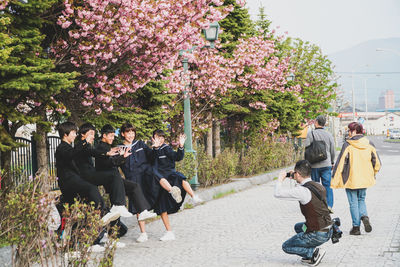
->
[183, 165, 293, 207]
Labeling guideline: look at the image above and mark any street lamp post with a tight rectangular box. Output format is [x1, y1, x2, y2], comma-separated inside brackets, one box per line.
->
[376, 48, 399, 136]
[180, 22, 220, 190]
[351, 70, 356, 121]
[364, 78, 368, 133]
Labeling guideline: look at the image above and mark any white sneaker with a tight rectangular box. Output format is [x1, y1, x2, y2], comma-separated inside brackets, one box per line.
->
[89, 244, 105, 253]
[170, 186, 182, 203]
[138, 209, 157, 221]
[99, 233, 109, 244]
[111, 205, 133, 218]
[192, 195, 204, 204]
[101, 210, 121, 226]
[136, 232, 148, 243]
[160, 231, 175, 241]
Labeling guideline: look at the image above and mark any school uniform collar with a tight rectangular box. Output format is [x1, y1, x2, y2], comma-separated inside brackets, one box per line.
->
[131, 140, 139, 146]
[159, 144, 168, 150]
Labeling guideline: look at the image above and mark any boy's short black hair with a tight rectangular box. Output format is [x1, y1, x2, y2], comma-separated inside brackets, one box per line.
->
[78, 123, 96, 137]
[316, 115, 326, 127]
[120, 122, 136, 136]
[152, 129, 166, 138]
[294, 160, 312, 178]
[57, 122, 77, 138]
[101, 124, 115, 136]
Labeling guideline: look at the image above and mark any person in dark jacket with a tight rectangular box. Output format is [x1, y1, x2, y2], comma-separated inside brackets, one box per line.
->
[95, 125, 157, 223]
[304, 115, 335, 211]
[119, 123, 163, 242]
[55, 122, 119, 226]
[274, 160, 332, 266]
[74, 123, 132, 219]
[152, 129, 202, 241]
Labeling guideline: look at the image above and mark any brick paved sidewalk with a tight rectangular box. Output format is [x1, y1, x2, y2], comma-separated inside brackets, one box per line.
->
[113, 153, 399, 266]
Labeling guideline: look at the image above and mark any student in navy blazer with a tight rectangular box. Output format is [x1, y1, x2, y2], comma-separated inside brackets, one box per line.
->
[151, 129, 203, 241]
[120, 123, 180, 242]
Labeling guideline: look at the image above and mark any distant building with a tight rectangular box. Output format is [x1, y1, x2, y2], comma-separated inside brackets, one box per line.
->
[378, 90, 395, 109]
[336, 112, 400, 135]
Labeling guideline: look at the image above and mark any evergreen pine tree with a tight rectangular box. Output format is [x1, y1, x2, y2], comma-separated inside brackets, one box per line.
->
[0, 1, 76, 184]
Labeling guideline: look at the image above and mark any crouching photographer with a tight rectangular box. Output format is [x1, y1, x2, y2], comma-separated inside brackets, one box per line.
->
[274, 160, 333, 266]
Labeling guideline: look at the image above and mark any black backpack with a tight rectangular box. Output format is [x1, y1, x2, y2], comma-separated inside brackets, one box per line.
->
[305, 130, 327, 164]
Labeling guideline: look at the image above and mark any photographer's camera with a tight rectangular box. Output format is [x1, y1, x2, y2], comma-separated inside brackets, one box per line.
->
[331, 217, 342, 244]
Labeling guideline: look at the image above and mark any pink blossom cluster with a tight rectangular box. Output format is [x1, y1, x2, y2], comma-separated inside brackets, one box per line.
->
[166, 35, 298, 131]
[232, 36, 293, 94]
[0, 1, 8, 10]
[166, 45, 235, 102]
[249, 101, 267, 110]
[54, 0, 233, 112]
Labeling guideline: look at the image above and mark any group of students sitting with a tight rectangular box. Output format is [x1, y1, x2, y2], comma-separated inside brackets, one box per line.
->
[55, 121, 203, 249]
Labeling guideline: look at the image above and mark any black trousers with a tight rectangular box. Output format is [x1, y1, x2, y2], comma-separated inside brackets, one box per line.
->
[123, 179, 151, 214]
[58, 171, 105, 211]
[81, 169, 126, 206]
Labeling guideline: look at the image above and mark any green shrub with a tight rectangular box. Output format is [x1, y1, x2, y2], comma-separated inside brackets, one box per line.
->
[0, 173, 117, 266]
[195, 136, 302, 186]
[175, 151, 196, 180]
[238, 137, 302, 176]
[197, 147, 239, 187]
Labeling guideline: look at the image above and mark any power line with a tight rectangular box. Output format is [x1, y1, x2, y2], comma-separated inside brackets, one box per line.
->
[336, 72, 400, 75]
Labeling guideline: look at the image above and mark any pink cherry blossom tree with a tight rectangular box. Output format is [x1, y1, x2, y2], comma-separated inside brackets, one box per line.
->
[52, 0, 233, 115]
[165, 34, 300, 140]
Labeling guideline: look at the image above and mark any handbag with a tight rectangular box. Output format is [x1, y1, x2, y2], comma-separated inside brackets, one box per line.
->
[305, 130, 327, 164]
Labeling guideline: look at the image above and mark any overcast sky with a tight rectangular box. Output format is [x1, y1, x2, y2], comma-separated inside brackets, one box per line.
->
[245, 0, 400, 55]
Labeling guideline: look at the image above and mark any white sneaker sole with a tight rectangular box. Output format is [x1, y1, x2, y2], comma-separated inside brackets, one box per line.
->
[101, 212, 121, 226]
[170, 186, 182, 203]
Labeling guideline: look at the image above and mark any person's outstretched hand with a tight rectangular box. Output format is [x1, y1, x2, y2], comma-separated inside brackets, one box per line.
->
[151, 136, 161, 148]
[178, 134, 186, 148]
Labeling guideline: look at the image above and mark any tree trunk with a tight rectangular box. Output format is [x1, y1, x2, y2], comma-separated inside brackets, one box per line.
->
[205, 113, 213, 157]
[0, 119, 13, 189]
[0, 150, 12, 189]
[213, 120, 221, 157]
[35, 112, 50, 193]
[240, 120, 245, 161]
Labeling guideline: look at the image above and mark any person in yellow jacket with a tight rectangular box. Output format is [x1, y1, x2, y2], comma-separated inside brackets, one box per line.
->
[331, 122, 381, 235]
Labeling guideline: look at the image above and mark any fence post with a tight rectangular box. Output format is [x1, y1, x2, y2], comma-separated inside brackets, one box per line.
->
[31, 135, 38, 175]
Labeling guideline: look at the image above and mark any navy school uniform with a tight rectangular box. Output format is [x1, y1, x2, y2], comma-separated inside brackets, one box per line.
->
[73, 139, 126, 206]
[152, 144, 187, 215]
[55, 141, 105, 210]
[120, 140, 160, 213]
[94, 141, 151, 214]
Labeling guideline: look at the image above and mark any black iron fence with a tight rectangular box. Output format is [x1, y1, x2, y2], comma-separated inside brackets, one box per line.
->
[4, 135, 61, 188]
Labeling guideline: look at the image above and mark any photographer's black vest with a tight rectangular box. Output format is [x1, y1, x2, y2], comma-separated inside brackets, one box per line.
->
[300, 181, 332, 232]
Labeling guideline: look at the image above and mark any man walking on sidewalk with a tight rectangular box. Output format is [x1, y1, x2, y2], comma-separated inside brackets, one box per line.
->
[274, 160, 333, 266]
[305, 115, 335, 211]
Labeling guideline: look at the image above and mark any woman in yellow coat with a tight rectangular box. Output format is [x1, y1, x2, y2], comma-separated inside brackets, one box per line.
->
[331, 122, 381, 235]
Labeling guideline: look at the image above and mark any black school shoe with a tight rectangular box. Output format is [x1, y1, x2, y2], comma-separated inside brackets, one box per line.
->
[361, 216, 372, 232]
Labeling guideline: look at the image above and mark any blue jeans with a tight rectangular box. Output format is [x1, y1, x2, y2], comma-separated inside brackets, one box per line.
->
[345, 188, 368, 226]
[282, 222, 332, 259]
[311, 167, 333, 208]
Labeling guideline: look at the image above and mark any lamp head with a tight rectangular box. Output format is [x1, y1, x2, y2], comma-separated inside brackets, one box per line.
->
[203, 22, 220, 48]
[286, 73, 295, 82]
